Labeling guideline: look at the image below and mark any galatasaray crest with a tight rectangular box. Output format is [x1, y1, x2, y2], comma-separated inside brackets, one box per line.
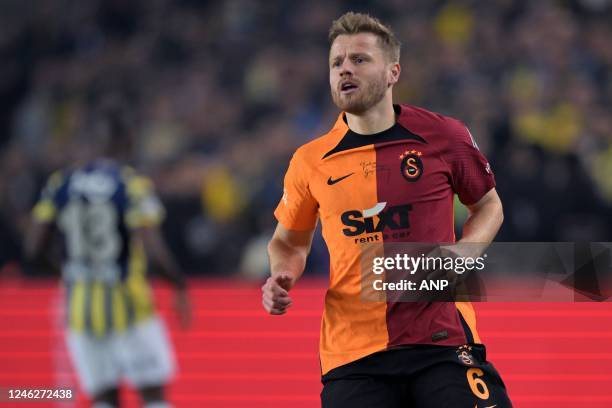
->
[399, 149, 423, 182]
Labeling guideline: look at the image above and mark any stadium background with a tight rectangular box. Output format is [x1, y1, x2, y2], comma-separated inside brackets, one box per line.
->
[1, 0, 611, 406]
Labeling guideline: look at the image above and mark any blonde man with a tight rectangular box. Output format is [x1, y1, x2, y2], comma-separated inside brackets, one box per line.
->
[263, 12, 512, 408]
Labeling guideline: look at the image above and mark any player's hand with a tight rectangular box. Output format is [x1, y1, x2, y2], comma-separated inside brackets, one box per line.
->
[262, 274, 294, 315]
[174, 288, 192, 329]
[417, 244, 481, 302]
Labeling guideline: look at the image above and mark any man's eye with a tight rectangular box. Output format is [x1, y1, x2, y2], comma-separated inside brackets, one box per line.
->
[355, 57, 364, 64]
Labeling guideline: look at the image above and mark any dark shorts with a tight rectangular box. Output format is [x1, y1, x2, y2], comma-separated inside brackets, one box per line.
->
[321, 344, 512, 408]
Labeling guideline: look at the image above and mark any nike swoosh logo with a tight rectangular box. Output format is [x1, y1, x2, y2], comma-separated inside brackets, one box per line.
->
[327, 173, 354, 185]
[475, 405, 497, 408]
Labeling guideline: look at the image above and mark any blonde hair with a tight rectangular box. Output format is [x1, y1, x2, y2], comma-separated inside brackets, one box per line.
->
[329, 12, 401, 62]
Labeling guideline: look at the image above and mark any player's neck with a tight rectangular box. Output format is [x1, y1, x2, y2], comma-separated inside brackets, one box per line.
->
[345, 97, 396, 135]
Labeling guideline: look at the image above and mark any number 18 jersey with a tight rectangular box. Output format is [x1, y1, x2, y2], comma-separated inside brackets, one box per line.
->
[32, 159, 164, 336]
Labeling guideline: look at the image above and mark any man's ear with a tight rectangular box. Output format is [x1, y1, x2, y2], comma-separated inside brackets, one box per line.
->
[388, 62, 401, 87]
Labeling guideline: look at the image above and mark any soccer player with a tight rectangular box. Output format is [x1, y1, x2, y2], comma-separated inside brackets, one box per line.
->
[25, 155, 190, 408]
[262, 12, 512, 407]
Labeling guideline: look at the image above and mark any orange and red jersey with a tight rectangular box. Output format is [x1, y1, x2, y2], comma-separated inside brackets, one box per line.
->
[274, 104, 496, 375]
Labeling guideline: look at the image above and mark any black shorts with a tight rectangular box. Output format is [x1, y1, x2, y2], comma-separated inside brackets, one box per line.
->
[321, 344, 512, 408]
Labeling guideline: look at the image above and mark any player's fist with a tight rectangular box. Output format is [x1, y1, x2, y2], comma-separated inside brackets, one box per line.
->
[262, 274, 294, 315]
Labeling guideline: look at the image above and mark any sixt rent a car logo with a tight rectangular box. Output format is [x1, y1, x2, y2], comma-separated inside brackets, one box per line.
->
[341, 202, 412, 241]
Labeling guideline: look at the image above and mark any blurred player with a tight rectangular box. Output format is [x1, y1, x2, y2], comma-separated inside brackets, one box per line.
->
[24, 117, 190, 408]
[262, 12, 512, 407]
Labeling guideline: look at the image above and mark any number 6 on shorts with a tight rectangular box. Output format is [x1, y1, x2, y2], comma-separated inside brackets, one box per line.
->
[467, 368, 490, 399]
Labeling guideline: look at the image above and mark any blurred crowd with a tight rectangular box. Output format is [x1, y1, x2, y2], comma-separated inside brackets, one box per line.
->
[1, 0, 611, 277]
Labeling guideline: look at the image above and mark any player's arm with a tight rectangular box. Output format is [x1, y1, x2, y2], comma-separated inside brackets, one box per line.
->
[136, 226, 186, 289]
[23, 220, 51, 262]
[126, 173, 187, 288]
[430, 189, 502, 288]
[126, 173, 191, 327]
[24, 175, 59, 265]
[262, 223, 315, 315]
[136, 226, 191, 327]
[459, 188, 503, 244]
[446, 120, 503, 256]
[452, 188, 503, 261]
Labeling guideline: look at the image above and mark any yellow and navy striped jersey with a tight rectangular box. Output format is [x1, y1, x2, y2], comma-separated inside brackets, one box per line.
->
[32, 159, 165, 336]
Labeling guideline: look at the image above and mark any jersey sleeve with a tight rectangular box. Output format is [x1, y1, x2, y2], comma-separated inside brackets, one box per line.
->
[444, 120, 496, 205]
[125, 175, 165, 228]
[273, 150, 319, 231]
[32, 171, 63, 223]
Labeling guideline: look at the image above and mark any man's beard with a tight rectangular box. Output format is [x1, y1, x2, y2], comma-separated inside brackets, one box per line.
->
[331, 74, 388, 114]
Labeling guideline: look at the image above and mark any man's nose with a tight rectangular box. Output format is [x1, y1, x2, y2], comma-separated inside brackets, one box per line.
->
[339, 60, 353, 76]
